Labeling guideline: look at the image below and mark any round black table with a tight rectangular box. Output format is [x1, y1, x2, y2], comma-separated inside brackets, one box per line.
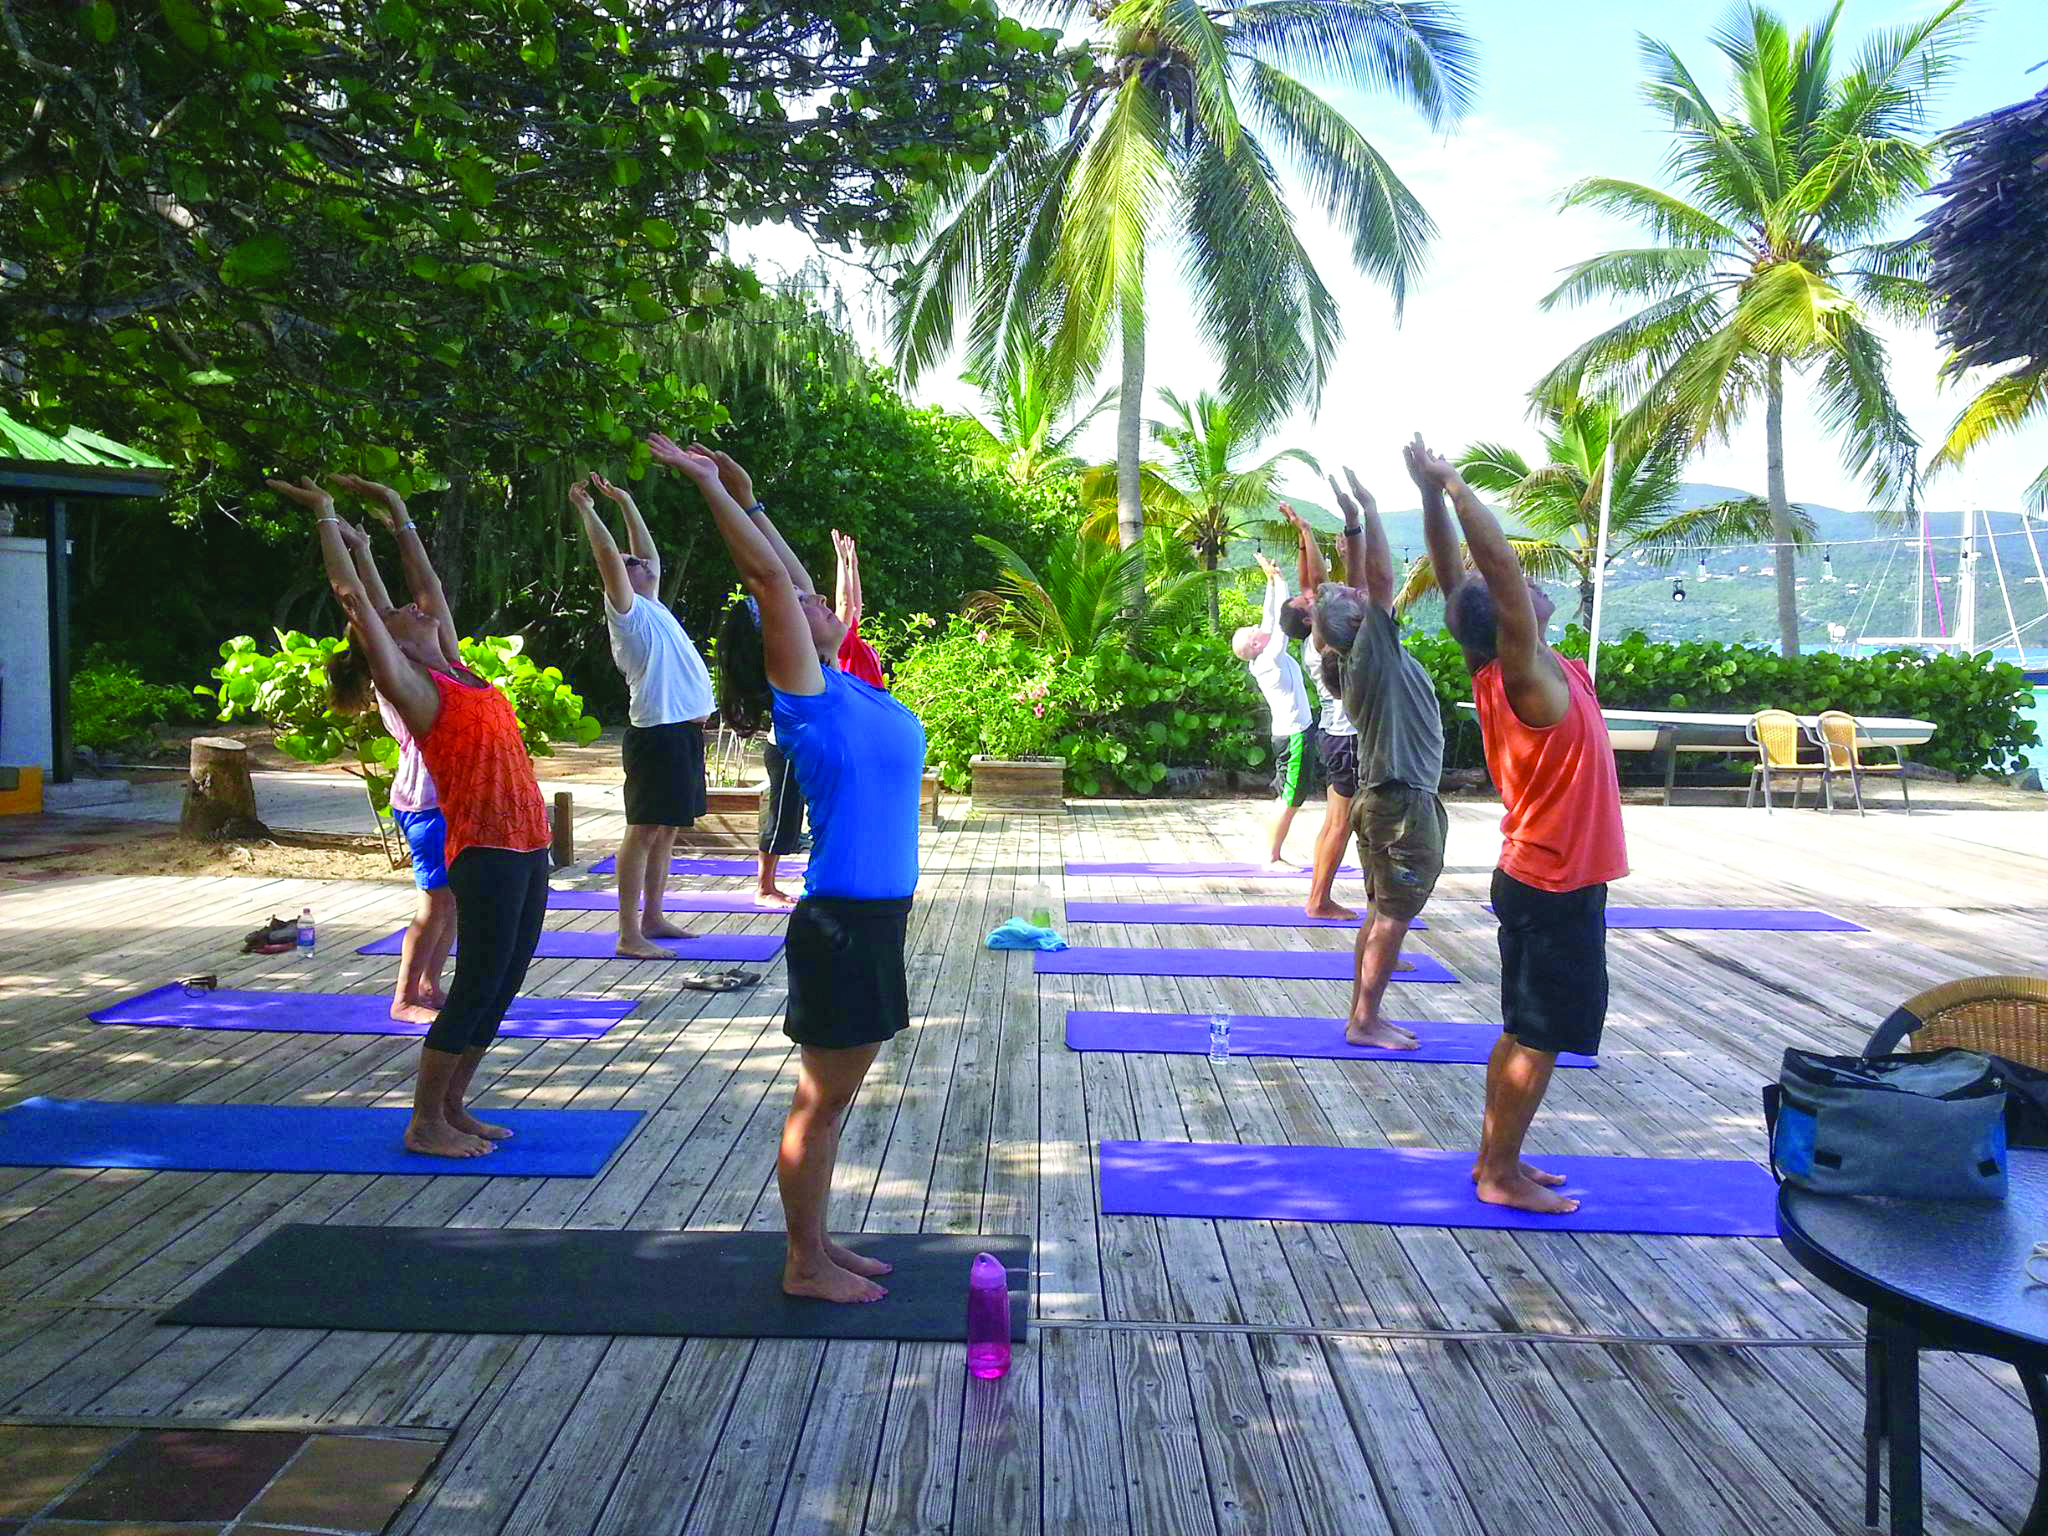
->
[1778, 1148, 2048, 1535]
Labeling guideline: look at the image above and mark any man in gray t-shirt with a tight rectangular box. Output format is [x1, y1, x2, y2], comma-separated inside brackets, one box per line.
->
[1311, 467, 1449, 1050]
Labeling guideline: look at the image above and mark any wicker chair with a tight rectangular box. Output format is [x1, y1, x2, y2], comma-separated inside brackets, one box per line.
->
[1862, 975, 2048, 1067]
[1744, 708, 1828, 812]
[1811, 710, 1911, 816]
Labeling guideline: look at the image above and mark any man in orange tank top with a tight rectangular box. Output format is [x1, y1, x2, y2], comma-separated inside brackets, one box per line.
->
[1410, 435, 1628, 1217]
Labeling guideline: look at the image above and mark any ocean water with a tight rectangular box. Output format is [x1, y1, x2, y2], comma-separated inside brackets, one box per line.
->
[2026, 686, 2048, 774]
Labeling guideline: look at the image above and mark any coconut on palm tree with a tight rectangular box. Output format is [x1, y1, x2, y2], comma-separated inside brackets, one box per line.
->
[959, 351, 1118, 487]
[889, 0, 1475, 559]
[1537, 0, 1971, 656]
[1080, 388, 1317, 630]
[1395, 393, 1811, 626]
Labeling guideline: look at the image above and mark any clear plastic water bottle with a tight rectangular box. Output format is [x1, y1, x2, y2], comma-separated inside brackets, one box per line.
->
[1209, 1013, 1231, 1064]
[296, 907, 315, 961]
[965, 1252, 1012, 1379]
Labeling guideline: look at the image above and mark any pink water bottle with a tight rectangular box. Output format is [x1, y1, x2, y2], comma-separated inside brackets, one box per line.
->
[965, 1252, 1011, 1379]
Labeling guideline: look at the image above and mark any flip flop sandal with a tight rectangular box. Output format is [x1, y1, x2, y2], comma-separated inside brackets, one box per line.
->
[677, 968, 761, 993]
[178, 974, 219, 996]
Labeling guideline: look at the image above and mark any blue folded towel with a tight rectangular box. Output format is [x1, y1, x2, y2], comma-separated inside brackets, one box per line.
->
[986, 918, 1069, 952]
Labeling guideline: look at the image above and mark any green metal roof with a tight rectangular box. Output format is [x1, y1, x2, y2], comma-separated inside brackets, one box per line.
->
[0, 408, 167, 471]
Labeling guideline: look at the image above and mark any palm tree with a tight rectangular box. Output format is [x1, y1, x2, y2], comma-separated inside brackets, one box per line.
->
[1081, 388, 1317, 630]
[1396, 393, 1811, 625]
[958, 352, 1118, 487]
[1537, 1, 1971, 656]
[889, 0, 1475, 558]
[1927, 362, 2048, 513]
[967, 530, 1203, 657]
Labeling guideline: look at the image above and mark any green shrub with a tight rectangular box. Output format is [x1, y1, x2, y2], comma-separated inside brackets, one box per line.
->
[70, 649, 202, 752]
[889, 616, 1269, 795]
[202, 630, 602, 813]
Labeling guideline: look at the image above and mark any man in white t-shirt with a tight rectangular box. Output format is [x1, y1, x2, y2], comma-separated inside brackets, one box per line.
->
[1233, 555, 1320, 871]
[571, 473, 713, 958]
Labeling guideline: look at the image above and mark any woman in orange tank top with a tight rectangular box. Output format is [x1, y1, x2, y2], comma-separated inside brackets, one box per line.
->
[271, 475, 550, 1162]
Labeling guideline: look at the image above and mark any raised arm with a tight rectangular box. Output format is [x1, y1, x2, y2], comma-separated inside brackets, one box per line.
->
[1407, 434, 1465, 606]
[651, 434, 824, 697]
[1259, 560, 1287, 634]
[1331, 470, 1394, 612]
[266, 477, 439, 732]
[831, 529, 857, 627]
[843, 533, 864, 626]
[1283, 503, 1326, 594]
[334, 518, 395, 612]
[592, 472, 660, 586]
[570, 480, 637, 616]
[333, 474, 460, 658]
[708, 448, 816, 596]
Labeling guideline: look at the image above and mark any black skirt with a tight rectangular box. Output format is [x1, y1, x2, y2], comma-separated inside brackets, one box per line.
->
[784, 894, 913, 1049]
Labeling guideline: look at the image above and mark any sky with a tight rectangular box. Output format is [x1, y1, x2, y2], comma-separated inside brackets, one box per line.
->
[731, 0, 2048, 515]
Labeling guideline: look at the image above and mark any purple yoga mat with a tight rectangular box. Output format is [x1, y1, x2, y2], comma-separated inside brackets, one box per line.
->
[1099, 1141, 1777, 1236]
[586, 856, 803, 877]
[1606, 907, 1865, 933]
[1065, 1010, 1594, 1067]
[1067, 861, 1359, 879]
[357, 930, 785, 962]
[1034, 946, 1458, 983]
[1064, 901, 1422, 931]
[89, 984, 631, 1040]
[547, 889, 790, 917]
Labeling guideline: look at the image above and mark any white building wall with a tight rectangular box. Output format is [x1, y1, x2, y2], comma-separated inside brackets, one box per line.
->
[0, 536, 52, 770]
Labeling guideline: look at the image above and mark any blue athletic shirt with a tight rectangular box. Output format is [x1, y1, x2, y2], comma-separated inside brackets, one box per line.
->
[771, 669, 927, 900]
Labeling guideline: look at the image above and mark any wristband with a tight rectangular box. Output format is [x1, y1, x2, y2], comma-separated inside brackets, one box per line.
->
[743, 502, 765, 518]
[396, 522, 415, 532]
[1343, 524, 1362, 536]
[316, 516, 340, 525]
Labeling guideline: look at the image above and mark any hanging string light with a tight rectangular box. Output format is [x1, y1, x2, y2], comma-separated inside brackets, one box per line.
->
[1822, 546, 1836, 582]
[1696, 557, 1707, 581]
[1671, 577, 1686, 603]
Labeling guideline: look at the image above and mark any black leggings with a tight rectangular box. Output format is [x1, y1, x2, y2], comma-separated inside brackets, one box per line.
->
[759, 741, 807, 857]
[425, 846, 550, 1055]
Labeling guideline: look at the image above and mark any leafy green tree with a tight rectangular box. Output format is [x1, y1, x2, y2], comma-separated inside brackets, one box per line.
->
[1399, 393, 1806, 627]
[2, 0, 1065, 498]
[1082, 388, 1316, 630]
[889, 0, 1475, 556]
[1537, 1, 1970, 655]
[959, 352, 1117, 486]
[967, 528, 1203, 656]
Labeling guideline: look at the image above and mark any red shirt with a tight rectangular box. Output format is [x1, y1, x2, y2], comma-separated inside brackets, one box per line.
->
[1471, 655, 1627, 893]
[416, 671, 549, 866]
[837, 620, 887, 690]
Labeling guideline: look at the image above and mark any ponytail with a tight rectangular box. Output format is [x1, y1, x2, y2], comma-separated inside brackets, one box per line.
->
[715, 599, 773, 738]
[329, 626, 377, 716]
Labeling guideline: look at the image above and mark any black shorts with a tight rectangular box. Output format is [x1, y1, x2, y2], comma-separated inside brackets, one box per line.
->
[1493, 868, 1609, 1057]
[784, 895, 913, 1050]
[1319, 731, 1360, 798]
[1270, 725, 1323, 808]
[622, 720, 708, 828]
[759, 741, 807, 857]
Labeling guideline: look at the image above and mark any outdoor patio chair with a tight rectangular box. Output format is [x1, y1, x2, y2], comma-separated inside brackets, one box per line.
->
[1863, 974, 2048, 1067]
[1744, 709, 1827, 812]
[1811, 710, 1912, 816]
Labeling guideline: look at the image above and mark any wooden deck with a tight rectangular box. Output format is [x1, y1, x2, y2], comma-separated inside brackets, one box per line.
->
[2, 794, 2045, 1534]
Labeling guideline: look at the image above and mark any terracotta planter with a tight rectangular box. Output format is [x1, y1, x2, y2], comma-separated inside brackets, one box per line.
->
[970, 755, 1065, 814]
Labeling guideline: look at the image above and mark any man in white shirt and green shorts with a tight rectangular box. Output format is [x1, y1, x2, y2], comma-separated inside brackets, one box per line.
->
[1234, 556, 1321, 871]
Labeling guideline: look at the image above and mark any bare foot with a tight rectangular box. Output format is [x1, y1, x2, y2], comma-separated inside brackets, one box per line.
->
[422, 984, 450, 1008]
[1475, 1171, 1579, 1215]
[1262, 858, 1301, 874]
[616, 935, 672, 959]
[404, 1120, 493, 1159]
[783, 1258, 888, 1303]
[446, 1103, 514, 1141]
[825, 1238, 893, 1278]
[641, 916, 698, 941]
[1345, 1018, 1421, 1050]
[1471, 1159, 1567, 1188]
[1305, 901, 1358, 921]
[1393, 957, 1415, 972]
[389, 1001, 440, 1025]
[755, 889, 798, 911]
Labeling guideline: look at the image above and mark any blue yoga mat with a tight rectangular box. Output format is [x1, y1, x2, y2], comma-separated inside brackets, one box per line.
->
[1034, 946, 1458, 983]
[89, 985, 630, 1040]
[1066, 861, 1359, 879]
[1098, 1141, 1777, 1236]
[358, 930, 784, 962]
[1605, 906, 1866, 933]
[587, 856, 802, 877]
[0, 1098, 642, 1178]
[1064, 900, 1422, 930]
[1065, 1010, 1594, 1067]
[546, 889, 790, 917]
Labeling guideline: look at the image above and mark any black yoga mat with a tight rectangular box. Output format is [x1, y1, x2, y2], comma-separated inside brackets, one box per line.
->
[162, 1225, 1032, 1342]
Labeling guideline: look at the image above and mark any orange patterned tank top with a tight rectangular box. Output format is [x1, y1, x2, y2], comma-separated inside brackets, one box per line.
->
[415, 670, 549, 866]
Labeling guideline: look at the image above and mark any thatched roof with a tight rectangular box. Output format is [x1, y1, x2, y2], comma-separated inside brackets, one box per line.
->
[1924, 86, 2048, 372]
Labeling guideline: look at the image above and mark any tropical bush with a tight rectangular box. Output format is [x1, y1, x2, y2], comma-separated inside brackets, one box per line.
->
[70, 649, 203, 752]
[203, 630, 601, 812]
[890, 617, 1269, 795]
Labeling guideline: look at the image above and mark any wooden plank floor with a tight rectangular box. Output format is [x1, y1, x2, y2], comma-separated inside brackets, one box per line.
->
[2, 794, 2044, 1533]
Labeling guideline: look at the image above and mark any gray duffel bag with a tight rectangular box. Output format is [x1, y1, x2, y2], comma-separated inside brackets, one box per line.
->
[1765, 1047, 2008, 1201]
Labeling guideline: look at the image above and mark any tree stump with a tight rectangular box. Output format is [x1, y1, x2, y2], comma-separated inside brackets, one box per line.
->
[180, 736, 268, 841]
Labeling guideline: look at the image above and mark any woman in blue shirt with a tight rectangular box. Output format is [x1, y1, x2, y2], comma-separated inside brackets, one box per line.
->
[651, 432, 925, 1306]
